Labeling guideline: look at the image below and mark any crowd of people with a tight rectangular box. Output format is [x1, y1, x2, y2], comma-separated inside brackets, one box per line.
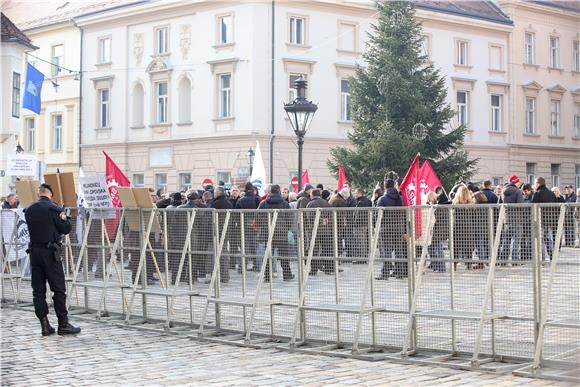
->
[2, 175, 579, 286]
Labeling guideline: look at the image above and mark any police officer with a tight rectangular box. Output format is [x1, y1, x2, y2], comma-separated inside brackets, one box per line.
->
[25, 183, 81, 336]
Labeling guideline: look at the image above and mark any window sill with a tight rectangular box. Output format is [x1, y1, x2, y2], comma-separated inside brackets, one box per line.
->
[130, 125, 145, 129]
[488, 130, 507, 135]
[453, 64, 472, 70]
[337, 120, 353, 125]
[213, 117, 235, 122]
[522, 63, 539, 69]
[336, 49, 361, 56]
[95, 126, 112, 131]
[176, 121, 193, 126]
[151, 52, 171, 58]
[548, 66, 563, 74]
[213, 43, 235, 50]
[95, 62, 112, 68]
[548, 135, 564, 139]
[523, 132, 540, 137]
[286, 42, 311, 49]
[488, 68, 506, 74]
[150, 123, 171, 128]
[572, 136, 580, 141]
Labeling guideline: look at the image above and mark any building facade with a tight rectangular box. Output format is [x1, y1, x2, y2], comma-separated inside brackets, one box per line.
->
[500, 0, 580, 189]
[0, 13, 37, 196]
[75, 0, 519, 192]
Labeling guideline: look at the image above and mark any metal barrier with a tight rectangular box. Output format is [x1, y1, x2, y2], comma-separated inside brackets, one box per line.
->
[1, 203, 578, 381]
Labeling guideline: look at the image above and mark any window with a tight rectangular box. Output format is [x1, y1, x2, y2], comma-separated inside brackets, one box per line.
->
[156, 82, 168, 124]
[51, 44, 63, 77]
[155, 173, 167, 192]
[26, 118, 35, 152]
[550, 36, 560, 68]
[340, 79, 351, 121]
[156, 27, 168, 55]
[491, 94, 502, 132]
[133, 174, 145, 188]
[525, 97, 535, 134]
[99, 37, 111, 64]
[178, 77, 191, 123]
[524, 32, 535, 64]
[456, 91, 468, 127]
[575, 164, 580, 190]
[574, 41, 580, 72]
[421, 34, 430, 60]
[132, 83, 144, 127]
[290, 17, 305, 45]
[492, 177, 502, 187]
[575, 103, 580, 137]
[218, 74, 231, 118]
[179, 173, 191, 191]
[456, 40, 469, 65]
[12, 72, 20, 118]
[218, 15, 232, 45]
[338, 22, 356, 52]
[526, 163, 536, 185]
[217, 171, 231, 184]
[551, 164, 560, 188]
[288, 73, 306, 101]
[489, 45, 502, 70]
[550, 100, 560, 136]
[53, 114, 62, 151]
[99, 89, 110, 128]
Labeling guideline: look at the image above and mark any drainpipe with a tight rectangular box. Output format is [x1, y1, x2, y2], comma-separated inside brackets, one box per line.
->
[269, 0, 275, 183]
[76, 22, 83, 168]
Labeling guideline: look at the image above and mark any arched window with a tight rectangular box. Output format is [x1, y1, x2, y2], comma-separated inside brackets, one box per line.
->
[178, 76, 191, 123]
[132, 83, 144, 127]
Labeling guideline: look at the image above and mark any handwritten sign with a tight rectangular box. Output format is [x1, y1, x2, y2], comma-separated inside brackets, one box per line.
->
[7, 155, 37, 176]
[79, 176, 115, 219]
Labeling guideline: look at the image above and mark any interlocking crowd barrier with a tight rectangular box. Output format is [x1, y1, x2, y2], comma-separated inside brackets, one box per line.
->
[1, 203, 578, 382]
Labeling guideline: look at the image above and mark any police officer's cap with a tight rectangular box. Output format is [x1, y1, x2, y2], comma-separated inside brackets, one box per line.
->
[39, 183, 54, 195]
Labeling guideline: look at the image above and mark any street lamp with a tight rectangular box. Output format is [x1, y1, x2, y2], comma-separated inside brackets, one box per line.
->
[283, 77, 318, 191]
[247, 146, 255, 176]
[15, 143, 24, 154]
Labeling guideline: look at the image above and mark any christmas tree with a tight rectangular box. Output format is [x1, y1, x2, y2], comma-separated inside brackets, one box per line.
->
[328, 0, 476, 190]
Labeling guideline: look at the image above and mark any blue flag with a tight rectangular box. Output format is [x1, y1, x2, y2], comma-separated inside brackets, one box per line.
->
[22, 63, 44, 114]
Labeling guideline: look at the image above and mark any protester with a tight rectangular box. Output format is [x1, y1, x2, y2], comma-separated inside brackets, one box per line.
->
[306, 189, 332, 274]
[480, 180, 498, 203]
[229, 185, 241, 208]
[452, 185, 475, 269]
[562, 185, 576, 247]
[427, 192, 447, 272]
[297, 184, 314, 209]
[552, 187, 565, 203]
[533, 177, 557, 260]
[2, 193, 18, 209]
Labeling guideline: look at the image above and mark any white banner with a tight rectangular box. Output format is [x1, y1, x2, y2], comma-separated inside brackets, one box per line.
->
[0, 209, 29, 263]
[79, 176, 116, 219]
[7, 155, 37, 176]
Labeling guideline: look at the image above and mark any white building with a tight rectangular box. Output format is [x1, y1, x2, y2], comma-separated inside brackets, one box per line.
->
[75, 0, 518, 192]
[0, 12, 37, 196]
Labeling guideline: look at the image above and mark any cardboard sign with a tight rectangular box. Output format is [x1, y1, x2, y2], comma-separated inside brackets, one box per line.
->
[44, 172, 76, 208]
[79, 176, 115, 219]
[15, 180, 39, 208]
[117, 187, 160, 233]
[7, 155, 37, 177]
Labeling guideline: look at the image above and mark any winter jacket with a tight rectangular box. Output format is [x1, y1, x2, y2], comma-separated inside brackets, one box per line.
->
[532, 185, 557, 231]
[481, 188, 499, 204]
[258, 193, 291, 242]
[376, 188, 403, 207]
[328, 194, 347, 208]
[532, 185, 556, 204]
[296, 191, 311, 209]
[355, 196, 372, 208]
[502, 183, 524, 204]
[306, 197, 330, 209]
[211, 195, 233, 210]
[258, 193, 290, 210]
[236, 193, 260, 209]
[376, 188, 405, 237]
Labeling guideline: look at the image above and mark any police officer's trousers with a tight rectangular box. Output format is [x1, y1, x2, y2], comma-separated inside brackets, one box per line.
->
[30, 247, 68, 322]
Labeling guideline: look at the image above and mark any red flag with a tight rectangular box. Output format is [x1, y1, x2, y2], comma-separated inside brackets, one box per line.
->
[400, 154, 421, 206]
[337, 164, 348, 191]
[419, 160, 443, 204]
[302, 170, 310, 186]
[103, 150, 130, 208]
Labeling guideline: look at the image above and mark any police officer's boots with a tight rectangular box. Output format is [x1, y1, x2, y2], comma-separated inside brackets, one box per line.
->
[40, 317, 55, 336]
[57, 320, 81, 335]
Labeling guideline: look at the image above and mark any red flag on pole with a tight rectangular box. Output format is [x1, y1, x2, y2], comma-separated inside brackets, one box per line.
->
[337, 164, 348, 191]
[400, 154, 421, 206]
[419, 160, 443, 204]
[302, 170, 310, 186]
[103, 150, 130, 208]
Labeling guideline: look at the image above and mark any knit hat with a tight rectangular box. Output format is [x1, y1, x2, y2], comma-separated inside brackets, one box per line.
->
[509, 175, 520, 185]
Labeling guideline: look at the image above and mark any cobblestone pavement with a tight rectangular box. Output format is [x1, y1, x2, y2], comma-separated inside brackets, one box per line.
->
[1, 306, 575, 386]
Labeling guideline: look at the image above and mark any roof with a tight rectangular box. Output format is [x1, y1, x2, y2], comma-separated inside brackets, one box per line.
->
[527, 0, 580, 13]
[1, 12, 37, 49]
[2, 0, 145, 31]
[415, 0, 513, 25]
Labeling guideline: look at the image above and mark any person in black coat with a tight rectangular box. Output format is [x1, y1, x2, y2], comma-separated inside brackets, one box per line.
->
[258, 185, 294, 281]
[532, 177, 557, 260]
[306, 189, 332, 275]
[563, 185, 577, 247]
[376, 179, 407, 279]
[481, 180, 499, 204]
[236, 182, 260, 271]
[211, 187, 232, 283]
[353, 188, 372, 262]
[25, 184, 80, 336]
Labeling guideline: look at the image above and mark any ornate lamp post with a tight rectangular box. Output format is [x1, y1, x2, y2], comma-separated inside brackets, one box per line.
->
[283, 77, 318, 191]
[247, 146, 255, 176]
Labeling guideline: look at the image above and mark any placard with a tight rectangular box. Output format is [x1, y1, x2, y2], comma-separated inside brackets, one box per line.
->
[79, 176, 115, 219]
[15, 180, 39, 208]
[117, 187, 160, 233]
[7, 155, 37, 177]
[44, 172, 76, 208]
